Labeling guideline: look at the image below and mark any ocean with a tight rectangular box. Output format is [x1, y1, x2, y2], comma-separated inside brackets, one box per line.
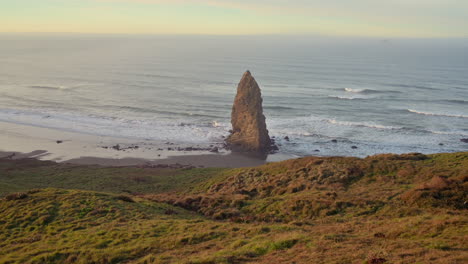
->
[1, 34, 467, 157]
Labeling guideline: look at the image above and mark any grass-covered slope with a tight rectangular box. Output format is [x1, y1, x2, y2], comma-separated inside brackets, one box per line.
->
[0, 152, 467, 263]
[154, 152, 467, 222]
[0, 189, 311, 264]
[0, 158, 224, 196]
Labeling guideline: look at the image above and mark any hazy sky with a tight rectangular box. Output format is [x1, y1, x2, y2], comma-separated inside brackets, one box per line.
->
[1, 0, 467, 37]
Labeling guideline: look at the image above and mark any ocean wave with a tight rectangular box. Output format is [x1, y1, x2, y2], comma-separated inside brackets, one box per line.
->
[386, 83, 439, 91]
[326, 119, 403, 130]
[344, 88, 367, 93]
[429, 130, 468, 136]
[103, 105, 225, 119]
[343, 88, 392, 94]
[0, 108, 227, 143]
[407, 109, 468, 119]
[442, 99, 468, 105]
[29, 85, 69, 90]
[264, 106, 297, 110]
[0, 93, 69, 107]
[328, 96, 368, 100]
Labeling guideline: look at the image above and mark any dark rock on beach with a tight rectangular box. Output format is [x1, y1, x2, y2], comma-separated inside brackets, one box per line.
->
[461, 138, 468, 143]
[210, 147, 219, 153]
[138, 163, 196, 170]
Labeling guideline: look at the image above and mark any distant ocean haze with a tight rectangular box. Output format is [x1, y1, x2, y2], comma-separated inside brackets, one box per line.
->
[0, 34, 467, 157]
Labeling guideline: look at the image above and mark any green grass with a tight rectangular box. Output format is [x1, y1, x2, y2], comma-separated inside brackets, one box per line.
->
[154, 152, 467, 222]
[0, 152, 467, 263]
[0, 158, 225, 196]
[0, 189, 311, 264]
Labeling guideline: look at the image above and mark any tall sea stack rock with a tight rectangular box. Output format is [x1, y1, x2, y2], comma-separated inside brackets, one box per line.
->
[226, 71, 272, 153]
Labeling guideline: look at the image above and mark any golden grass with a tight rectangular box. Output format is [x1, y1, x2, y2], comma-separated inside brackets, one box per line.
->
[0, 152, 467, 263]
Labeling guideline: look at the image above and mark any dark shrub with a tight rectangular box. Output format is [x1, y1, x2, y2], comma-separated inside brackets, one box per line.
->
[115, 195, 135, 203]
[5, 192, 28, 201]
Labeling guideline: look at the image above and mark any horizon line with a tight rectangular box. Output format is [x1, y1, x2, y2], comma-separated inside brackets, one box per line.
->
[1, 32, 468, 40]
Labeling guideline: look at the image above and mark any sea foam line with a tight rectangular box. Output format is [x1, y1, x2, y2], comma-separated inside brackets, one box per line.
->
[326, 119, 402, 130]
[0, 108, 228, 143]
[344, 88, 367, 93]
[328, 96, 368, 100]
[407, 109, 468, 119]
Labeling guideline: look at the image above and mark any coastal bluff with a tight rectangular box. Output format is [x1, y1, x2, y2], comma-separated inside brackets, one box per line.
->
[226, 71, 273, 153]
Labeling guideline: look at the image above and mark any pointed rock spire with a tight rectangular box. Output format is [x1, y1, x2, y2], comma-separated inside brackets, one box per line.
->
[226, 71, 272, 153]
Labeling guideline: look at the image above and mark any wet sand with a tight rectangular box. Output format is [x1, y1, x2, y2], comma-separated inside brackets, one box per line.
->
[0, 150, 270, 168]
[0, 121, 296, 168]
[63, 153, 271, 168]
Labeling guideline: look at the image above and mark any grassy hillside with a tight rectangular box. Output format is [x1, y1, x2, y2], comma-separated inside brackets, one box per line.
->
[0, 158, 225, 196]
[0, 152, 467, 263]
[152, 152, 467, 222]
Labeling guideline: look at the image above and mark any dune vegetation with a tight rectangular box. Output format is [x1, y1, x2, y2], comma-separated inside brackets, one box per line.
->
[0, 152, 467, 263]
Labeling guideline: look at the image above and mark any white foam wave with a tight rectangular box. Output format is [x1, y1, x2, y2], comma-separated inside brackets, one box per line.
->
[30, 85, 68, 90]
[429, 130, 468, 136]
[344, 88, 366, 93]
[329, 96, 367, 100]
[408, 109, 468, 119]
[326, 119, 402, 130]
[0, 108, 228, 143]
[343, 87, 392, 94]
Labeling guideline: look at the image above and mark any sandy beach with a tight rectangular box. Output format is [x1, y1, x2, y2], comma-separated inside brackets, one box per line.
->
[0, 121, 295, 168]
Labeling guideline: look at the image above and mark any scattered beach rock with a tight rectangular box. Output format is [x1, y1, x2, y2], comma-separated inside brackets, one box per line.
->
[105, 144, 141, 151]
[351, 146, 358, 149]
[331, 139, 338, 143]
[2, 153, 16, 159]
[56, 140, 63, 144]
[439, 143, 444, 146]
[226, 71, 274, 153]
[176, 146, 215, 152]
[138, 163, 196, 170]
[284, 136, 290, 141]
[210, 147, 219, 153]
[460, 138, 468, 143]
[314, 149, 320, 152]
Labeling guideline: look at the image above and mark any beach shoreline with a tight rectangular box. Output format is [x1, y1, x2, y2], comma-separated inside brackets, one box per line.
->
[0, 121, 296, 168]
[0, 150, 273, 168]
